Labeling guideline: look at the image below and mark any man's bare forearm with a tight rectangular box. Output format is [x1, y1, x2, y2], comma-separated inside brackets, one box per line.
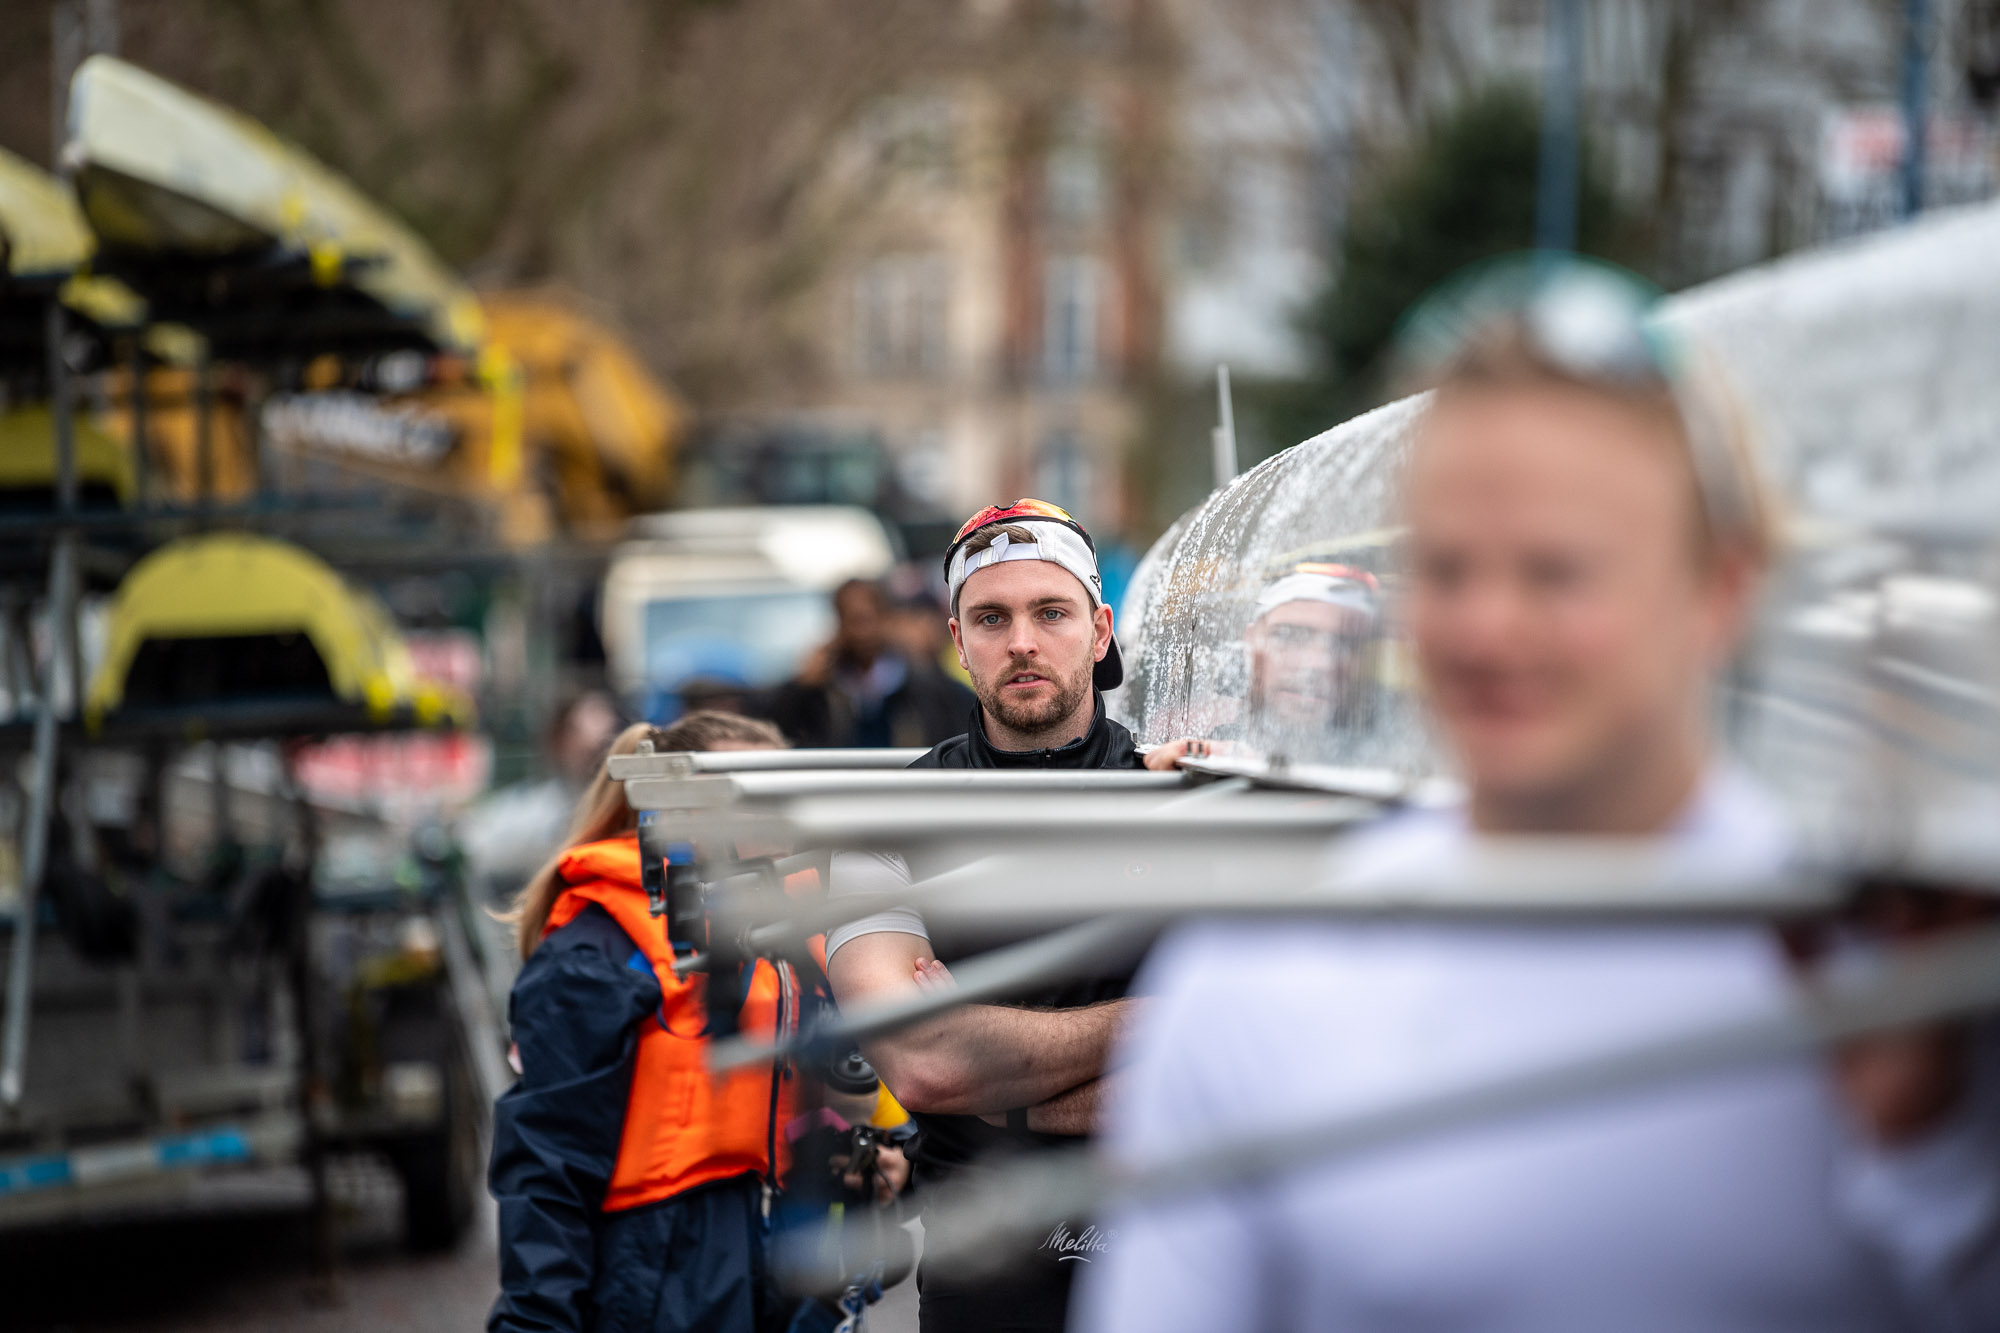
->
[828, 928, 1137, 1118]
[1024, 1076, 1104, 1135]
[865, 998, 1132, 1117]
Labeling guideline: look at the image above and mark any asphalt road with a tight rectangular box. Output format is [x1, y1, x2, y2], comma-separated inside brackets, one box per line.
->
[3, 1155, 919, 1332]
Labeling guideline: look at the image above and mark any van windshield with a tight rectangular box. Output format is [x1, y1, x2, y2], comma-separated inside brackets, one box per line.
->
[643, 589, 836, 688]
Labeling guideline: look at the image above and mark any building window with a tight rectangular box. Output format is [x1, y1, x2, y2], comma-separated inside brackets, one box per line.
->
[1041, 254, 1101, 384]
[1045, 106, 1106, 225]
[858, 94, 956, 187]
[1177, 151, 1229, 270]
[1035, 429, 1093, 514]
[895, 428, 952, 510]
[853, 254, 951, 379]
[1050, 0, 1108, 29]
[1493, 0, 1543, 34]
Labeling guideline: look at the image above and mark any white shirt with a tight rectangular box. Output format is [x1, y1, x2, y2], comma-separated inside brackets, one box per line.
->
[1074, 770, 2000, 1333]
[824, 851, 928, 962]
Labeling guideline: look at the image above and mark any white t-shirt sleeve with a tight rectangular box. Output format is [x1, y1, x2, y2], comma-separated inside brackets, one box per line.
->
[823, 850, 931, 962]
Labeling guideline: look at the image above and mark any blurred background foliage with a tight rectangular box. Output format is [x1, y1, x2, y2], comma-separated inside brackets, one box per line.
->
[1140, 81, 1641, 533]
[1275, 83, 1642, 438]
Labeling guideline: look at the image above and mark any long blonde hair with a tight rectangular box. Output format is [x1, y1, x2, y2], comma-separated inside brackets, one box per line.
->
[504, 711, 787, 959]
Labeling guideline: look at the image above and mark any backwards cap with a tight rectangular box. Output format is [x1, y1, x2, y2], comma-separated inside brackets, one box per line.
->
[944, 498, 1123, 690]
[1253, 561, 1381, 622]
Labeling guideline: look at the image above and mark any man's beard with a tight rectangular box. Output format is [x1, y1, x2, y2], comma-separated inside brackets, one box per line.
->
[974, 655, 1092, 740]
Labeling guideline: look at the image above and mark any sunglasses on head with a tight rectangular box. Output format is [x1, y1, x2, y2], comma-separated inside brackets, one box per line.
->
[943, 498, 1096, 571]
[1394, 253, 1679, 391]
[1395, 253, 1752, 551]
[1283, 561, 1379, 592]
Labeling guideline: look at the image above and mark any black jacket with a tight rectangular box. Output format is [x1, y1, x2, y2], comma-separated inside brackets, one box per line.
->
[901, 693, 1146, 1181]
[757, 654, 975, 749]
[908, 694, 1140, 770]
[901, 695, 1146, 1333]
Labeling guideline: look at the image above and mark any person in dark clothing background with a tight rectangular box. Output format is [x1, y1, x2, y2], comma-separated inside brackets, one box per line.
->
[822, 500, 1149, 1333]
[488, 710, 797, 1333]
[888, 585, 974, 688]
[758, 578, 974, 748]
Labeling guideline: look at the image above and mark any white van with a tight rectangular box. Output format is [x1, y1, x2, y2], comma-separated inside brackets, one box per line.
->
[600, 506, 899, 706]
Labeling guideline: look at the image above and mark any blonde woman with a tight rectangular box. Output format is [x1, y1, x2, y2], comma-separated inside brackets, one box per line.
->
[489, 711, 794, 1333]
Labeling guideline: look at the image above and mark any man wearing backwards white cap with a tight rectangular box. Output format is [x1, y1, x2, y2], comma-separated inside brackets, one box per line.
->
[825, 500, 1148, 1333]
[1145, 560, 1382, 769]
[1245, 560, 1381, 747]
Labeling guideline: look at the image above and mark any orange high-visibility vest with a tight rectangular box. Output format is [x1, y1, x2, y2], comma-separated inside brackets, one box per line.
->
[543, 837, 795, 1211]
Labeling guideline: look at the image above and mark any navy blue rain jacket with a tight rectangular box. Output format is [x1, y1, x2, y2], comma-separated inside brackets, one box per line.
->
[488, 903, 770, 1333]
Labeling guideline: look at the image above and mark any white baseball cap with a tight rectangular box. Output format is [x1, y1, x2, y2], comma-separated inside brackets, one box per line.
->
[943, 499, 1124, 690]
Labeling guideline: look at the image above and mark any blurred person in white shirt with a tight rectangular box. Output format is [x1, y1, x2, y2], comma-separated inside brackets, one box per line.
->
[1079, 258, 2000, 1333]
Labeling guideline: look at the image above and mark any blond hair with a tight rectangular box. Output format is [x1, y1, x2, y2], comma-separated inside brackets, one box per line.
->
[503, 711, 786, 958]
[1431, 323, 1776, 570]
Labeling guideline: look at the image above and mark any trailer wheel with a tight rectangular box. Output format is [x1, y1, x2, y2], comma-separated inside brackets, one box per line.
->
[395, 1051, 482, 1252]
